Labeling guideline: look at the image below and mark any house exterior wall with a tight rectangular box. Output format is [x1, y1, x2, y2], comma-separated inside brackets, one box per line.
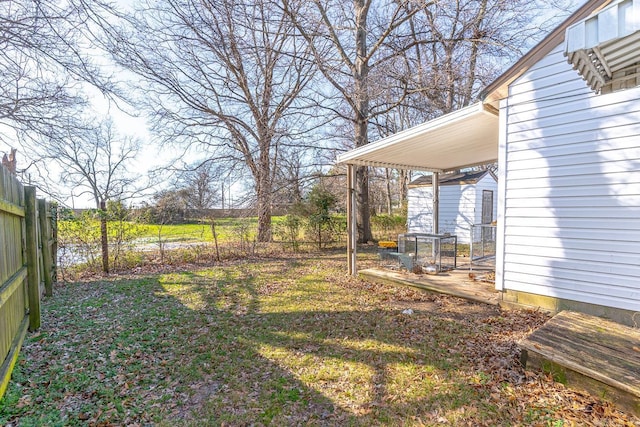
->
[498, 42, 640, 313]
[407, 175, 497, 244]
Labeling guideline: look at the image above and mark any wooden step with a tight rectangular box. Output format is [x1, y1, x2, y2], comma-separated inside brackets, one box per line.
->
[520, 310, 640, 416]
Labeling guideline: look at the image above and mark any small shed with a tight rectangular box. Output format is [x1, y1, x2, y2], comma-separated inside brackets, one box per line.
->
[407, 170, 497, 244]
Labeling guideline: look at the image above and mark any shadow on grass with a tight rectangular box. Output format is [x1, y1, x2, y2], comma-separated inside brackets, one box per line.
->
[1, 259, 502, 426]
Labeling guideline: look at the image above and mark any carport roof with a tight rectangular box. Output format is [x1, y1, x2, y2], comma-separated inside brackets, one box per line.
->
[336, 102, 499, 172]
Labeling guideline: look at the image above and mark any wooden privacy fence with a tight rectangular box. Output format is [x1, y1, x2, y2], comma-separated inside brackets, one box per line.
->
[0, 164, 57, 399]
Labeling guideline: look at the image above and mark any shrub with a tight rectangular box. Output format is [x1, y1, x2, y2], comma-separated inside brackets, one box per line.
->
[57, 205, 148, 277]
[230, 218, 256, 255]
[57, 210, 102, 273]
[296, 185, 337, 249]
[274, 214, 303, 252]
[371, 214, 406, 241]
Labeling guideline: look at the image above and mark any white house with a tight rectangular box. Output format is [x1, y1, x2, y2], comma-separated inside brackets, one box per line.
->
[338, 0, 640, 326]
[407, 170, 497, 244]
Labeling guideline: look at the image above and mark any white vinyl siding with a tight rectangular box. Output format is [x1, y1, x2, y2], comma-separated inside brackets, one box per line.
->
[407, 187, 436, 233]
[501, 42, 640, 312]
[407, 175, 498, 244]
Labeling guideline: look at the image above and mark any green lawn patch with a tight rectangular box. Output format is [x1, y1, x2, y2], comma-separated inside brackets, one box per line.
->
[1, 253, 637, 426]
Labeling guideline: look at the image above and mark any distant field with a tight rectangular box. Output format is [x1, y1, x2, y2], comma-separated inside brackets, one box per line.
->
[59, 214, 403, 246]
[140, 218, 260, 243]
[58, 217, 265, 245]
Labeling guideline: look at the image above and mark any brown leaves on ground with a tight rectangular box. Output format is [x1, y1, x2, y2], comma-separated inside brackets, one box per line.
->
[1, 250, 638, 426]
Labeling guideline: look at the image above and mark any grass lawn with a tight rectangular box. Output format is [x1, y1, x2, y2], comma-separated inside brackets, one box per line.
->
[142, 218, 259, 243]
[1, 252, 637, 426]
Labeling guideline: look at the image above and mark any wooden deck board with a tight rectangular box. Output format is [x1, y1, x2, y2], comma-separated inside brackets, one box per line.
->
[359, 268, 499, 306]
[520, 310, 640, 416]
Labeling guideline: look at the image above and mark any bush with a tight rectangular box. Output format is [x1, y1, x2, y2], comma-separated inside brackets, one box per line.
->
[230, 218, 256, 255]
[295, 185, 337, 249]
[371, 214, 406, 241]
[57, 206, 148, 277]
[274, 214, 303, 252]
[57, 210, 103, 272]
[107, 204, 148, 268]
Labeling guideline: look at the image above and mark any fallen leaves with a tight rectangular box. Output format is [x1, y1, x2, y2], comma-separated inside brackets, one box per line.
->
[0, 251, 638, 426]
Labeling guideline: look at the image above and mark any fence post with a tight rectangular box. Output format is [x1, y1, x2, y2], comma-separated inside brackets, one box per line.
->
[50, 202, 58, 282]
[25, 187, 40, 331]
[38, 198, 53, 297]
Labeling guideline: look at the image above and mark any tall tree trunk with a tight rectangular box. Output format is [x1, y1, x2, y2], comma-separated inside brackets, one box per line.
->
[399, 169, 409, 210]
[354, 155, 372, 244]
[257, 194, 272, 242]
[256, 170, 272, 242]
[354, 0, 373, 243]
[385, 168, 393, 215]
[355, 165, 372, 242]
[462, 0, 488, 106]
[99, 199, 109, 273]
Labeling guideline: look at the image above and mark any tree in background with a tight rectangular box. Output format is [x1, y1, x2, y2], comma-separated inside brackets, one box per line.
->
[100, 0, 318, 242]
[0, 0, 115, 152]
[271, 149, 324, 213]
[292, 184, 338, 249]
[41, 118, 142, 273]
[394, 0, 559, 117]
[177, 163, 220, 214]
[143, 190, 189, 225]
[305, 185, 338, 249]
[281, 0, 421, 243]
[283, 0, 577, 243]
[144, 162, 226, 223]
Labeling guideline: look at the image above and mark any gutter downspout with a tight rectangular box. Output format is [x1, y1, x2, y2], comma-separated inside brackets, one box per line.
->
[495, 98, 508, 292]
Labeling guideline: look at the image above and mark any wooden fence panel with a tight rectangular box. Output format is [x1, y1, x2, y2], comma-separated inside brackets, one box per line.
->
[0, 166, 56, 399]
[0, 164, 28, 399]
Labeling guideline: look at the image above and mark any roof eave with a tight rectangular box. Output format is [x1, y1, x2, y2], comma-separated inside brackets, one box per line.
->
[408, 169, 497, 187]
[336, 102, 498, 172]
[481, 0, 614, 104]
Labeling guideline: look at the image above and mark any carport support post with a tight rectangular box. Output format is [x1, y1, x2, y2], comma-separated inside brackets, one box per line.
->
[347, 164, 357, 275]
[432, 172, 439, 234]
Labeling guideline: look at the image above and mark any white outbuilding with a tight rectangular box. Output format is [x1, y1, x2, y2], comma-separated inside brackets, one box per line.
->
[406, 170, 497, 244]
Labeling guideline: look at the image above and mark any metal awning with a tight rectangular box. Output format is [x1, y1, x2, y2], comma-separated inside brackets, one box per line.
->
[565, 0, 640, 92]
[336, 102, 499, 172]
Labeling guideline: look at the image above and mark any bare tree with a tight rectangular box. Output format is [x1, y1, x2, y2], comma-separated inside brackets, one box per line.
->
[400, 0, 537, 115]
[97, 0, 317, 242]
[364, 0, 579, 218]
[0, 0, 115, 148]
[283, 0, 409, 242]
[281, 0, 425, 242]
[272, 146, 329, 212]
[177, 163, 221, 212]
[41, 118, 142, 273]
[282, 0, 580, 242]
